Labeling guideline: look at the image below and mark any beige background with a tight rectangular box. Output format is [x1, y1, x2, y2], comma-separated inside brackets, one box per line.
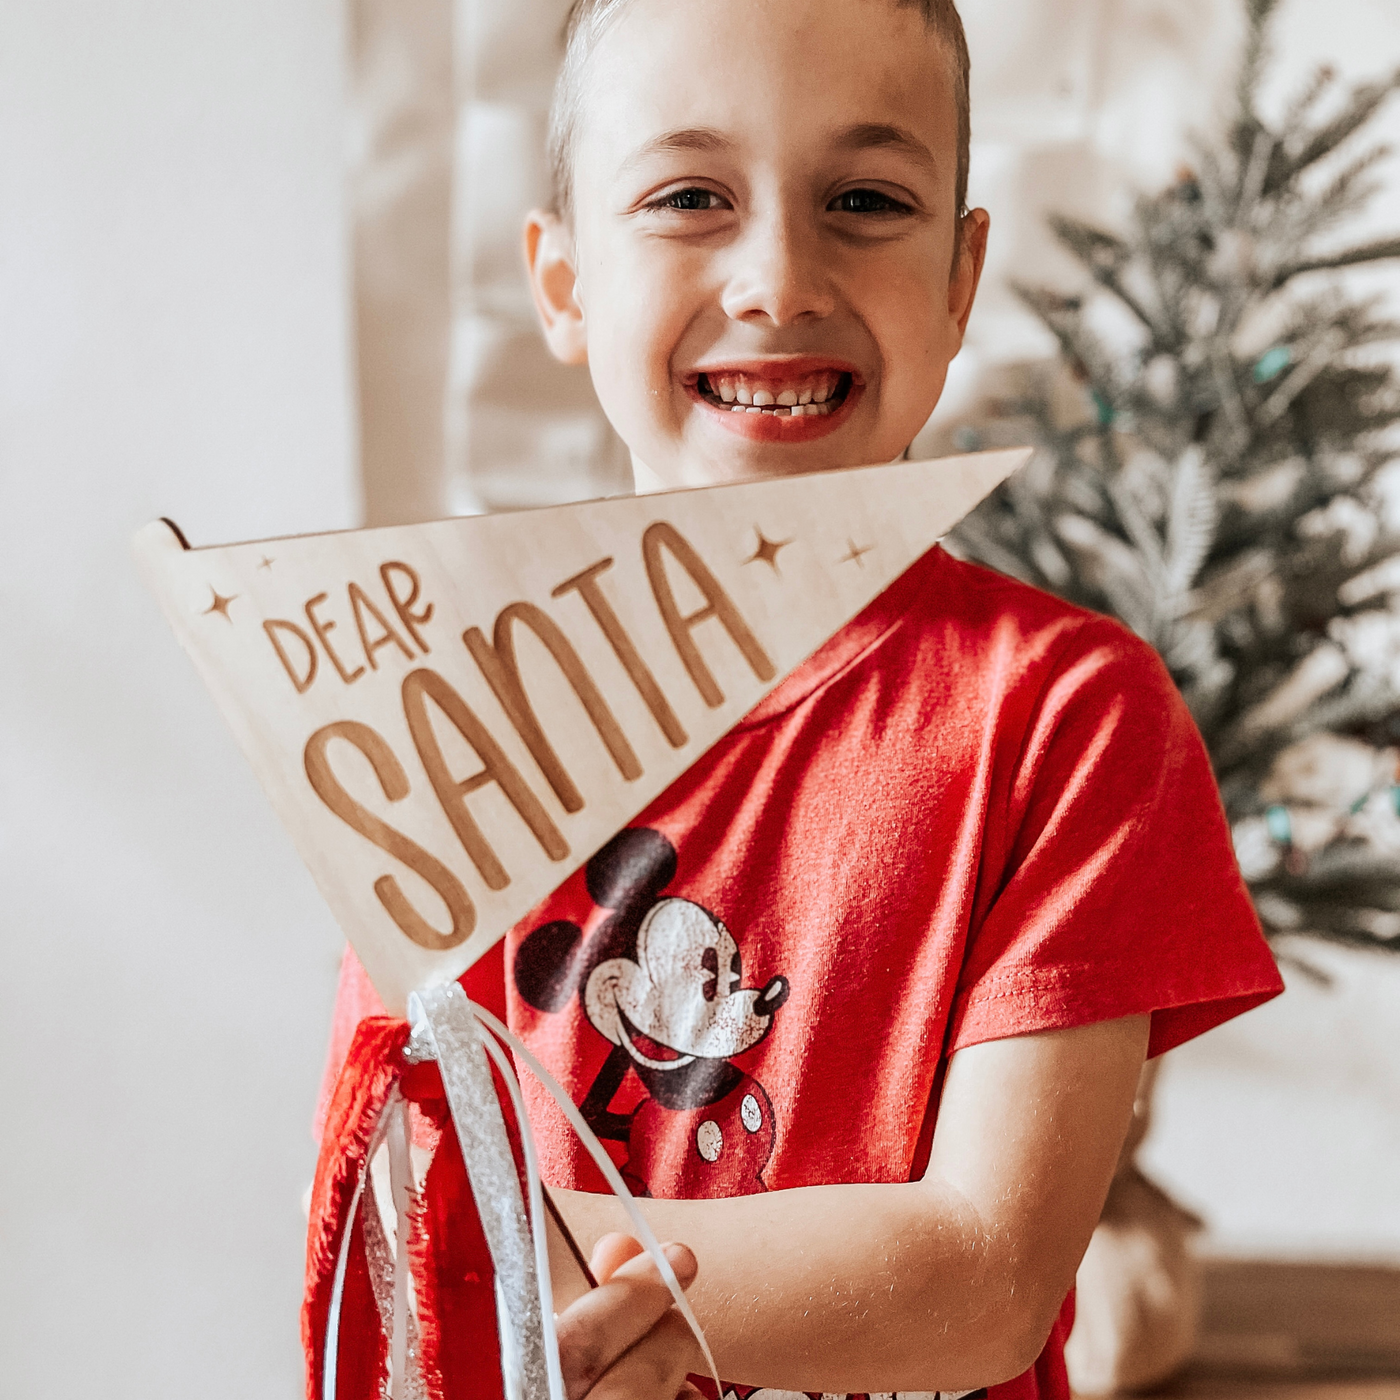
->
[2, 0, 1398, 1394]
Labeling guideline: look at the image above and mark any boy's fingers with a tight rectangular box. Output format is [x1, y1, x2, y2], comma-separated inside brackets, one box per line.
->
[556, 1243, 699, 1400]
[555, 1281, 671, 1400]
[610, 1240, 697, 1291]
[577, 1311, 703, 1400]
[590, 1231, 645, 1284]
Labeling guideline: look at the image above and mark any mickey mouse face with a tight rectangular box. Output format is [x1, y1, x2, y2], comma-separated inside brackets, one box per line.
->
[514, 828, 789, 1071]
[586, 898, 787, 1063]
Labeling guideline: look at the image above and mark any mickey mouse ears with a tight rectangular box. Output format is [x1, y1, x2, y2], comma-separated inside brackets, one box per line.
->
[134, 448, 1027, 1013]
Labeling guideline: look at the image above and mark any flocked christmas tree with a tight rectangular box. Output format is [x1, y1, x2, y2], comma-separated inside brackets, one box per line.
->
[951, 0, 1400, 959]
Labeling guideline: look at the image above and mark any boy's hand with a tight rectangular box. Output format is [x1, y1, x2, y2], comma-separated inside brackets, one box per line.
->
[555, 1233, 704, 1400]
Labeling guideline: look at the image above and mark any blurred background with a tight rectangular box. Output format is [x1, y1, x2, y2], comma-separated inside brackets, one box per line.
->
[2, 0, 1398, 1395]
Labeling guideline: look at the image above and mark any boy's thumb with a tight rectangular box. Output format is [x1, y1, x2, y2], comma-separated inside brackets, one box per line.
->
[662, 1241, 699, 1291]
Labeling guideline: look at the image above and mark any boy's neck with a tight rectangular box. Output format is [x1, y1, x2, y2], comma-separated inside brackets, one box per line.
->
[630, 454, 672, 496]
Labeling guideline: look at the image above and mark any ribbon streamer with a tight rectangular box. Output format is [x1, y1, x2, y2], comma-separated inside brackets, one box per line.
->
[324, 1086, 399, 1400]
[469, 1002, 721, 1395]
[386, 1095, 416, 1399]
[321, 981, 719, 1400]
[409, 984, 551, 1400]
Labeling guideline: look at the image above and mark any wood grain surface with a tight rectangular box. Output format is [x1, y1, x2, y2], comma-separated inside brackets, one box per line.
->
[134, 450, 1027, 1012]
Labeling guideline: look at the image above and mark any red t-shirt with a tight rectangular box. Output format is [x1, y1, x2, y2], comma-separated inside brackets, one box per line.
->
[320, 546, 1282, 1400]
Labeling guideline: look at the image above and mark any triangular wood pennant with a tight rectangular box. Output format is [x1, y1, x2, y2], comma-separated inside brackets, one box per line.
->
[135, 449, 1027, 1015]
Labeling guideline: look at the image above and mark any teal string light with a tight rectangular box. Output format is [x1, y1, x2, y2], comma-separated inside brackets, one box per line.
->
[1091, 389, 1116, 426]
[1253, 346, 1292, 384]
[1265, 803, 1293, 845]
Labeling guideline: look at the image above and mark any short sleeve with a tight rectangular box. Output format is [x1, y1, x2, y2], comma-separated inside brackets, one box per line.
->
[949, 616, 1283, 1059]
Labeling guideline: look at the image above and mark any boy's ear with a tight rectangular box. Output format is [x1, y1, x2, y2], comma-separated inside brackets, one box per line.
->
[524, 210, 588, 366]
[949, 207, 991, 338]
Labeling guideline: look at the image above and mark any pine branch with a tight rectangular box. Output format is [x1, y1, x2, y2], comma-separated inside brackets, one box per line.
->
[1271, 235, 1400, 289]
[1280, 64, 1339, 140]
[1046, 214, 1165, 345]
[1165, 447, 1219, 598]
[1268, 69, 1400, 189]
[1235, 0, 1283, 124]
[1237, 125, 1277, 216]
[1256, 327, 1350, 427]
[1269, 145, 1390, 249]
[944, 513, 1041, 587]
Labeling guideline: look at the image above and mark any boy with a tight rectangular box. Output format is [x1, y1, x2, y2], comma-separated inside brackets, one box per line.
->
[319, 0, 1281, 1395]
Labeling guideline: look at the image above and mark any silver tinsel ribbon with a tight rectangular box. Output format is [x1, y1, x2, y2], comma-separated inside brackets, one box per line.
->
[323, 980, 719, 1400]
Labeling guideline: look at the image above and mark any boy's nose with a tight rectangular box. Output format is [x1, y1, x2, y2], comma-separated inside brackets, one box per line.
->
[720, 217, 836, 327]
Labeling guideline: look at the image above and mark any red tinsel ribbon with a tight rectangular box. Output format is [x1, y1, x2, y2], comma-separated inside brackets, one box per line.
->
[302, 993, 716, 1400]
[302, 1016, 504, 1400]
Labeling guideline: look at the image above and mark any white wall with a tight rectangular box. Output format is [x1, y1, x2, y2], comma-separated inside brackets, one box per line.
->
[3, 2, 1399, 1397]
[0, 2, 356, 1394]
[1144, 942, 1400, 1261]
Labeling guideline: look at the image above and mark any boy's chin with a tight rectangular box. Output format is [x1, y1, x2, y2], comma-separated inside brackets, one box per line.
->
[633, 396, 917, 491]
[637, 441, 881, 494]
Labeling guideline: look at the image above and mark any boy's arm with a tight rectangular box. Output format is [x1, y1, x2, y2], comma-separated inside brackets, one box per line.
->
[554, 1013, 1150, 1396]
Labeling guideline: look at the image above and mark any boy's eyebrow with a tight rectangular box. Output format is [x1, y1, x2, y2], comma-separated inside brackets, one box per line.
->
[831, 122, 939, 171]
[620, 127, 733, 170]
[619, 123, 939, 173]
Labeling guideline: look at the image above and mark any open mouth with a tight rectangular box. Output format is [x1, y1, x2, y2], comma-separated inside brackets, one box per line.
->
[617, 1007, 695, 1070]
[685, 360, 863, 442]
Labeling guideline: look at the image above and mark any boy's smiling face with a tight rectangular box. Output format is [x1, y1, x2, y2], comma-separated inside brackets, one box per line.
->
[526, 0, 988, 490]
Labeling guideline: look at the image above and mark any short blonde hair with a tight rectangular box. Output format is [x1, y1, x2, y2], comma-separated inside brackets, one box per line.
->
[547, 0, 972, 227]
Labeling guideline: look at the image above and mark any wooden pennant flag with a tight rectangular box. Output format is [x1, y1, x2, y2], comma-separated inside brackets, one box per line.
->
[134, 449, 1027, 1013]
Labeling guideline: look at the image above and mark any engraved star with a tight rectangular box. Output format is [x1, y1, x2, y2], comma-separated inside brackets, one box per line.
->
[258, 555, 274, 571]
[744, 528, 793, 572]
[204, 588, 238, 620]
[840, 539, 874, 567]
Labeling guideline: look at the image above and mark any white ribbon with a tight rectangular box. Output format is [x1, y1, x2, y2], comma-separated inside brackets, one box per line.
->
[467, 999, 721, 1395]
[323, 1085, 401, 1400]
[386, 1094, 414, 1399]
[322, 981, 719, 1400]
[409, 983, 551, 1400]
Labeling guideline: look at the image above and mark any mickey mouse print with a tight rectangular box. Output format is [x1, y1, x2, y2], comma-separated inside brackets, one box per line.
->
[513, 828, 789, 1197]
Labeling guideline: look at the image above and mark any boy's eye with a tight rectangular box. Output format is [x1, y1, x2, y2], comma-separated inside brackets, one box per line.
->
[829, 188, 912, 215]
[653, 187, 726, 211]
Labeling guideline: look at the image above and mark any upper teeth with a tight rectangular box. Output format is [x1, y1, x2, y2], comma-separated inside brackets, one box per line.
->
[701, 371, 845, 412]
